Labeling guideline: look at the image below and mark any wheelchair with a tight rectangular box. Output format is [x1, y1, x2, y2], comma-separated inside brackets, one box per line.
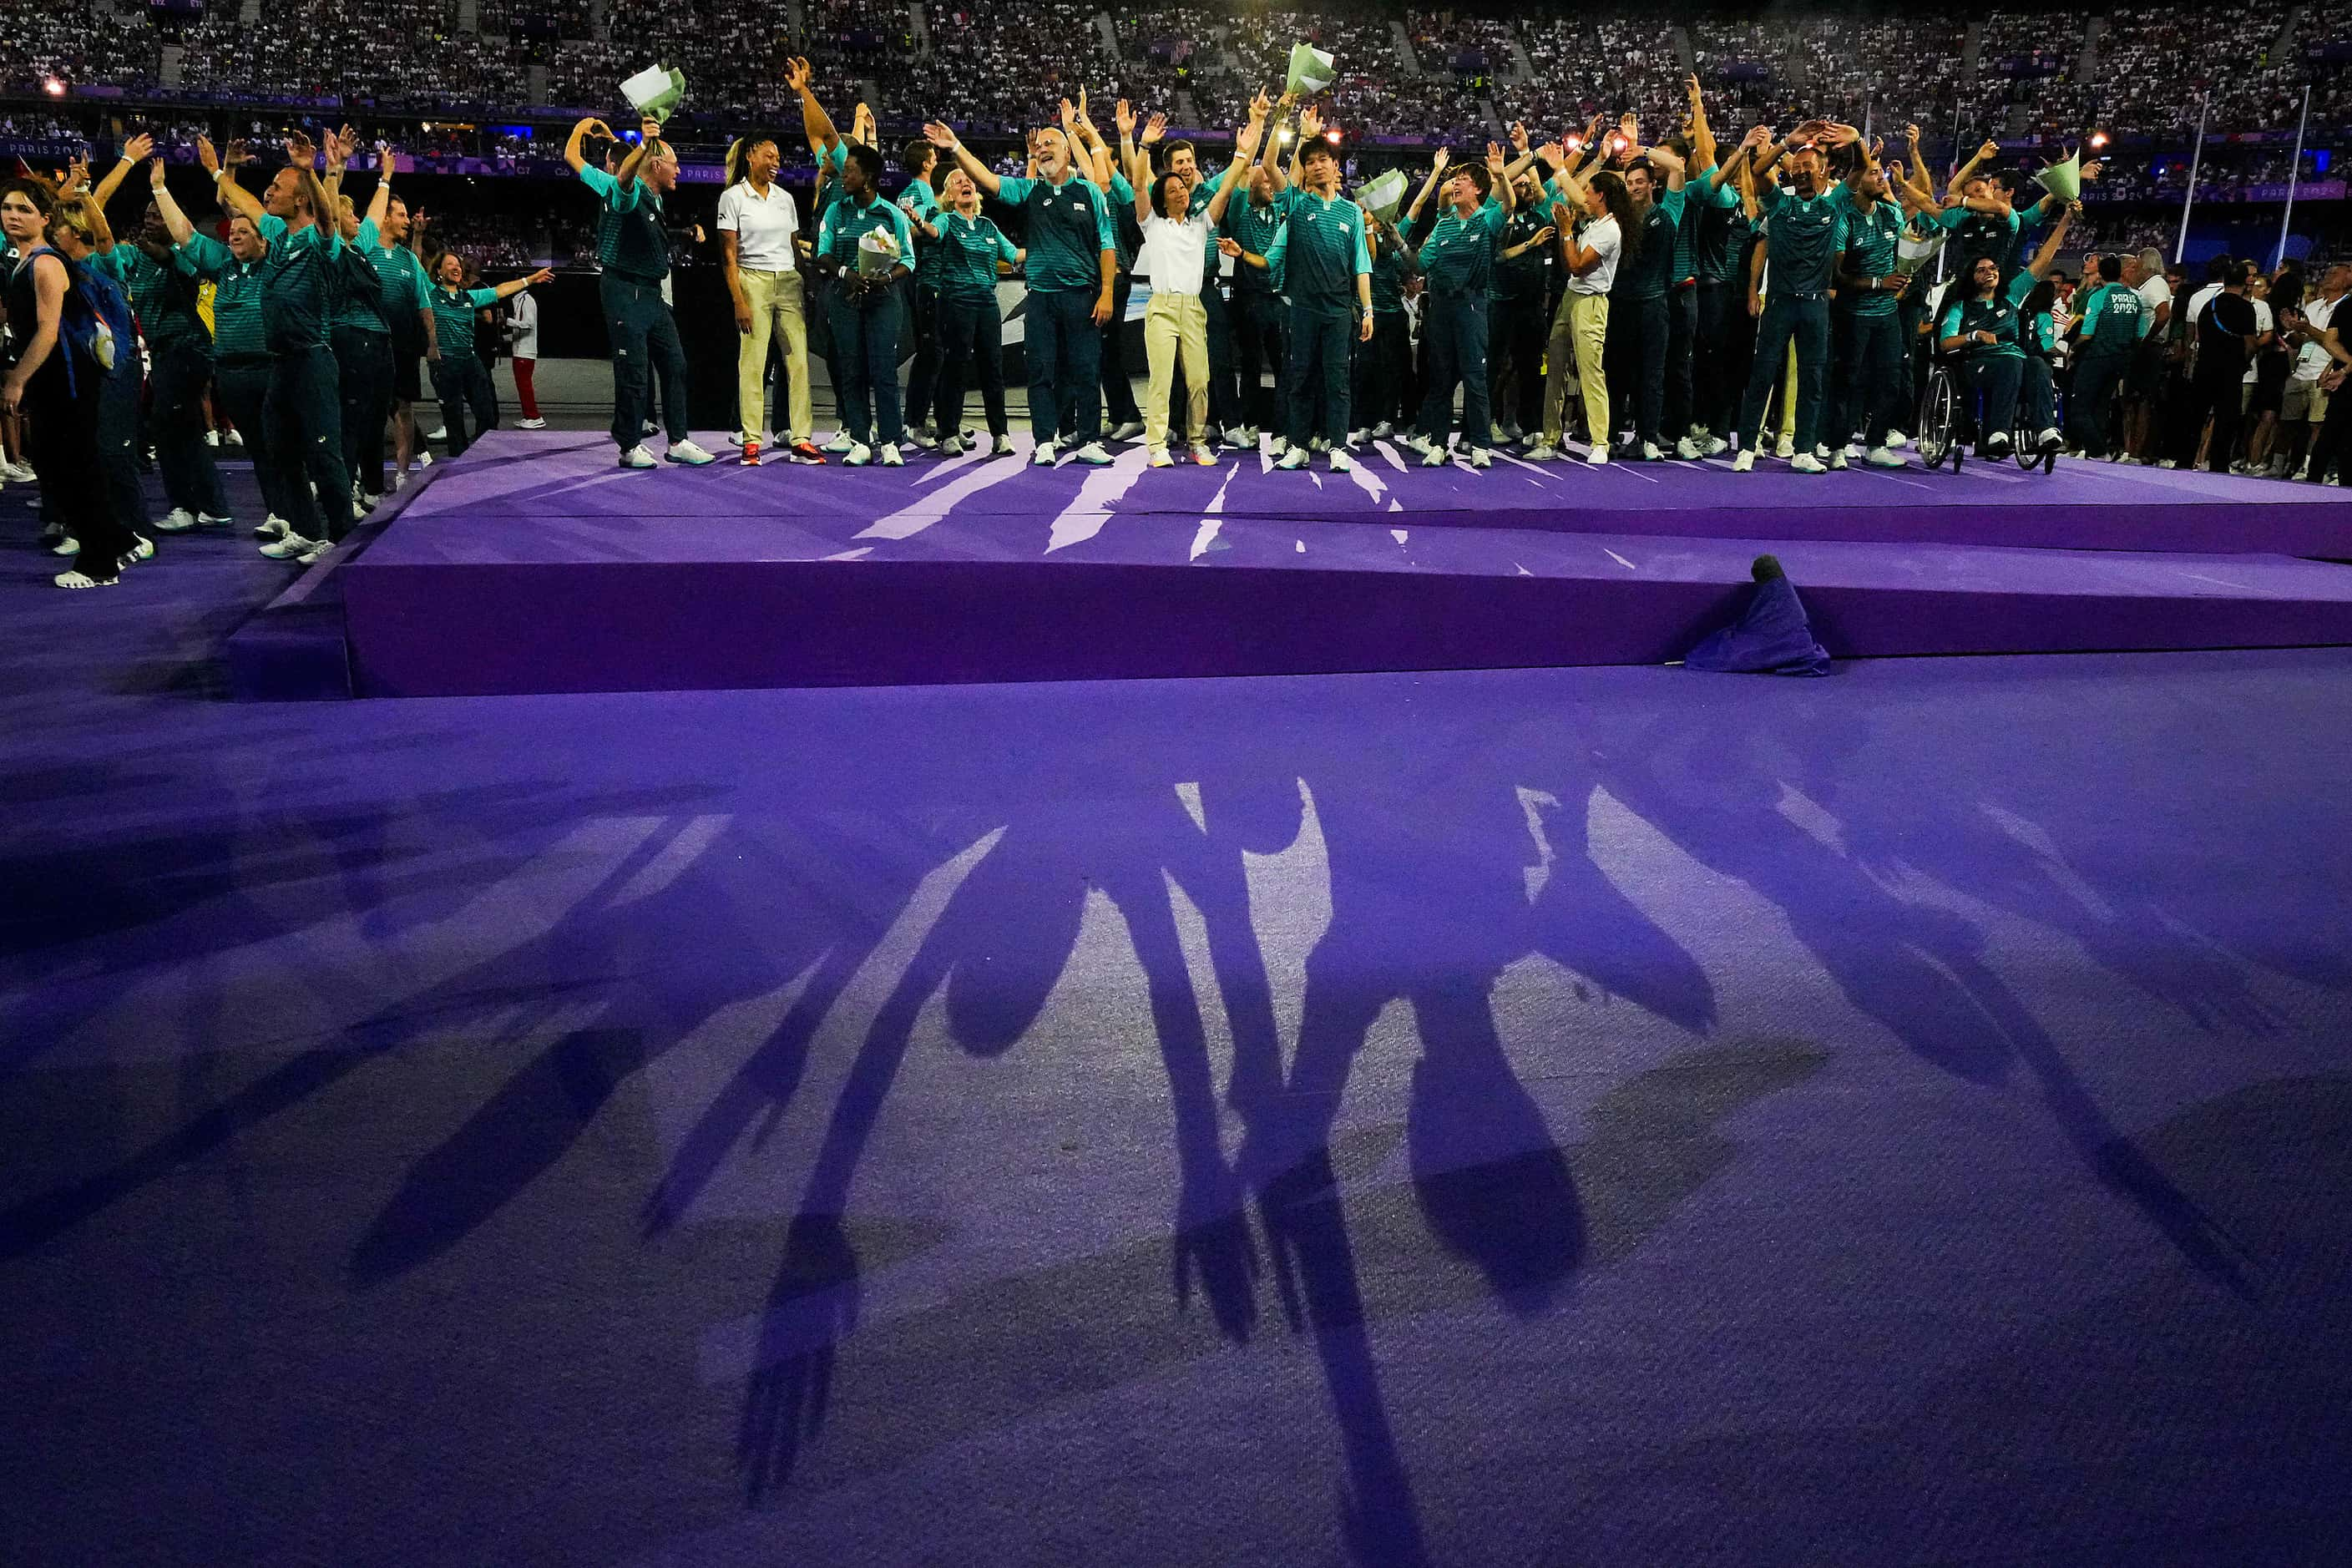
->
[1915, 349, 2061, 474]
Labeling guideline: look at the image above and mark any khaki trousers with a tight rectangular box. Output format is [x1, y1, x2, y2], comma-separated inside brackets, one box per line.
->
[736, 267, 812, 444]
[1544, 290, 1611, 448]
[1143, 292, 1210, 452]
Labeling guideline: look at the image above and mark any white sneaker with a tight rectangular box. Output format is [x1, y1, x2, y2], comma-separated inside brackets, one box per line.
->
[1829, 450, 1849, 471]
[1732, 448, 1757, 473]
[939, 435, 965, 457]
[1371, 421, 1394, 439]
[823, 432, 855, 453]
[1190, 442, 1217, 466]
[221, 431, 244, 449]
[1072, 442, 1114, 465]
[1269, 436, 1289, 457]
[1109, 420, 1145, 442]
[666, 439, 716, 466]
[1149, 447, 1175, 468]
[154, 507, 198, 533]
[1843, 442, 1865, 458]
[205, 429, 220, 448]
[879, 443, 904, 467]
[2156, 458, 2177, 470]
[259, 533, 315, 559]
[1774, 436, 1796, 459]
[518, 417, 547, 430]
[256, 514, 289, 539]
[843, 442, 873, 467]
[1526, 443, 1559, 461]
[642, 420, 660, 437]
[907, 428, 939, 450]
[1703, 435, 1728, 456]
[1468, 448, 1493, 469]
[1328, 449, 1354, 473]
[1308, 437, 1327, 455]
[358, 494, 382, 515]
[1276, 447, 1309, 470]
[1865, 446, 1905, 468]
[425, 427, 448, 443]
[618, 445, 657, 469]
[1421, 444, 1449, 467]
[390, 469, 407, 493]
[119, 534, 155, 568]
[988, 434, 1015, 458]
[1586, 445, 1611, 466]
[54, 569, 116, 589]
[295, 539, 331, 566]
[415, 451, 433, 469]
[1222, 427, 1252, 449]
[1674, 437, 1701, 460]
[199, 511, 235, 529]
[48, 534, 80, 557]
[1790, 453, 1828, 473]
[2038, 427, 2063, 453]
[1641, 441, 1665, 462]
[1984, 432, 2012, 457]
[1033, 441, 1059, 467]
[1884, 429, 1910, 449]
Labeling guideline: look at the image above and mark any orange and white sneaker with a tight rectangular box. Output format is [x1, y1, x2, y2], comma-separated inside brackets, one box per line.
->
[741, 438, 762, 467]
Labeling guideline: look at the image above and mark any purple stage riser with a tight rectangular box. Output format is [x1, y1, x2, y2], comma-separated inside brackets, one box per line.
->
[341, 561, 2352, 695]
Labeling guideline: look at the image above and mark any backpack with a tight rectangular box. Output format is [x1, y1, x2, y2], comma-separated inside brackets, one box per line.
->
[14, 245, 134, 397]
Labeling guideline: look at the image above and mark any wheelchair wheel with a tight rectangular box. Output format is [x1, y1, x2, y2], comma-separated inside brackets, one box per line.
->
[1916, 368, 1958, 471]
[2014, 421, 2057, 473]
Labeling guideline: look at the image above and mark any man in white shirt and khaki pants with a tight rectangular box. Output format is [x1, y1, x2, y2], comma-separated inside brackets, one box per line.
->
[719, 133, 819, 462]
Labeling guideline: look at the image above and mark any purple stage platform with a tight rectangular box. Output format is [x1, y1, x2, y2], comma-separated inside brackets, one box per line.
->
[238, 431, 2352, 698]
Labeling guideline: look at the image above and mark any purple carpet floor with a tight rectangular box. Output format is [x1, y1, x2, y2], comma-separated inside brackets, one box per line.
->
[5, 457, 2352, 1564]
[318, 432, 2352, 697]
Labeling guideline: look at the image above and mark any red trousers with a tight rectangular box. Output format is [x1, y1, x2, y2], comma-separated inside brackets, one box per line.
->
[513, 357, 539, 421]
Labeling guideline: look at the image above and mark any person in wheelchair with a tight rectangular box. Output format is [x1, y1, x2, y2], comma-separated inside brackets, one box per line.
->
[1935, 202, 2078, 458]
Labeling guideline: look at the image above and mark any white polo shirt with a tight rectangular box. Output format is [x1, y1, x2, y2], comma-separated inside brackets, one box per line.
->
[716, 179, 801, 271]
[1566, 215, 1620, 296]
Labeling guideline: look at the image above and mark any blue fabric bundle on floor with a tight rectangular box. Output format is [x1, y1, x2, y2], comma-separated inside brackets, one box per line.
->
[1684, 554, 1831, 676]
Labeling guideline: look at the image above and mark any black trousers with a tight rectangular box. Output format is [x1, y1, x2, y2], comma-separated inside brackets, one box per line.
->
[269, 343, 352, 543]
[333, 324, 395, 497]
[2309, 384, 2352, 481]
[1352, 310, 1412, 430]
[1231, 288, 1284, 432]
[2174, 367, 2243, 473]
[1485, 292, 1545, 435]
[599, 271, 689, 449]
[1285, 304, 1353, 448]
[29, 372, 134, 578]
[1834, 307, 1904, 451]
[938, 292, 1009, 437]
[429, 352, 498, 460]
[215, 358, 284, 522]
[1692, 281, 1744, 437]
[1662, 286, 1698, 438]
[95, 352, 147, 546]
[904, 281, 943, 437]
[1098, 273, 1141, 427]
[149, 338, 230, 518]
[2066, 349, 2133, 456]
[1419, 293, 1492, 448]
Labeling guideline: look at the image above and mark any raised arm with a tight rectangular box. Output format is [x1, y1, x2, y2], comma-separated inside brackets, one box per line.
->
[198, 134, 266, 225]
[2024, 201, 2078, 280]
[1120, 103, 1153, 226]
[1687, 73, 1717, 175]
[365, 144, 394, 229]
[486, 266, 556, 302]
[613, 118, 660, 190]
[1405, 146, 1450, 222]
[90, 131, 154, 215]
[1945, 137, 1998, 205]
[1488, 144, 1513, 214]
[787, 56, 842, 158]
[564, 115, 615, 175]
[1259, 89, 1290, 194]
[1207, 106, 1264, 226]
[147, 156, 195, 245]
[284, 131, 336, 238]
[923, 123, 1002, 198]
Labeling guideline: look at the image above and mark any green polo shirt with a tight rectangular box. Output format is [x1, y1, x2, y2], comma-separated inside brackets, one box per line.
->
[352, 218, 432, 335]
[1370, 240, 1407, 314]
[818, 189, 918, 277]
[1939, 268, 2039, 360]
[429, 282, 501, 356]
[1489, 202, 1548, 301]
[1757, 180, 1846, 297]
[1270, 189, 1368, 308]
[330, 226, 388, 333]
[897, 175, 942, 287]
[579, 164, 670, 281]
[1222, 189, 1289, 296]
[2076, 281, 2148, 350]
[1835, 192, 1904, 316]
[935, 210, 1018, 302]
[174, 230, 271, 360]
[91, 243, 209, 352]
[1613, 187, 1687, 301]
[1669, 163, 1722, 282]
[1694, 180, 1748, 284]
[1415, 195, 1507, 296]
[994, 170, 1114, 295]
[1939, 201, 2020, 282]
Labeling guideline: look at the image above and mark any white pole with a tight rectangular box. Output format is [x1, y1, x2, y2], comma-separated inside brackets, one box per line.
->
[2277, 83, 2311, 271]
[2176, 93, 2208, 265]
